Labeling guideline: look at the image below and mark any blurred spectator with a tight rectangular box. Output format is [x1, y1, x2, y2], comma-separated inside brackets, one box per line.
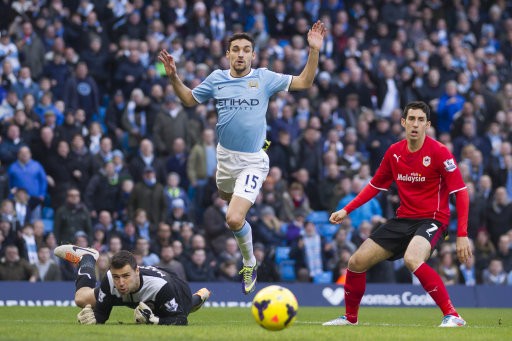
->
[150, 222, 173, 256]
[485, 187, 512, 247]
[0, 91, 23, 123]
[45, 140, 81, 209]
[474, 228, 497, 274]
[19, 223, 37, 264]
[14, 188, 34, 226]
[35, 245, 61, 281]
[114, 49, 146, 98]
[104, 89, 126, 146]
[53, 188, 92, 244]
[187, 128, 216, 222]
[153, 95, 189, 157]
[163, 172, 189, 216]
[85, 162, 121, 218]
[55, 111, 81, 144]
[69, 134, 94, 193]
[121, 88, 150, 156]
[91, 136, 113, 173]
[63, 61, 100, 122]
[129, 138, 166, 184]
[31, 219, 45, 249]
[281, 182, 312, 222]
[95, 252, 110, 281]
[0, 124, 25, 168]
[0, 244, 37, 281]
[30, 126, 56, 170]
[16, 21, 45, 79]
[254, 206, 284, 248]
[437, 244, 460, 286]
[120, 220, 138, 252]
[202, 193, 229, 256]
[8, 146, 47, 215]
[157, 244, 186, 281]
[132, 208, 153, 242]
[335, 177, 383, 229]
[496, 234, 512, 273]
[165, 137, 189, 189]
[482, 258, 507, 285]
[293, 127, 323, 182]
[253, 242, 279, 282]
[185, 248, 216, 282]
[105, 233, 122, 258]
[12, 66, 39, 102]
[366, 116, 397, 174]
[134, 237, 159, 266]
[128, 166, 166, 225]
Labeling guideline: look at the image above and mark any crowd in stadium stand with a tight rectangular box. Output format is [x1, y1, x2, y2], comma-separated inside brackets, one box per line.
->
[1, 0, 512, 286]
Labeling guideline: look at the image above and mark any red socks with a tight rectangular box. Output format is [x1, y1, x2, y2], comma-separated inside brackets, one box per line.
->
[344, 269, 366, 323]
[414, 262, 459, 317]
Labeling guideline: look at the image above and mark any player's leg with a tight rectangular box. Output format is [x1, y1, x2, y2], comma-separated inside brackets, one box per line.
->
[323, 238, 392, 326]
[217, 149, 268, 294]
[54, 245, 99, 308]
[405, 224, 466, 327]
[190, 287, 211, 313]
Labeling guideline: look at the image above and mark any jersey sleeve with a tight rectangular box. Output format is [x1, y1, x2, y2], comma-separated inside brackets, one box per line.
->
[191, 71, 216, 103]
[437, 145, 466, 193]
[93, 278, 116, 324]
[369, 148, 394, 190]
[153, 282, 188, 325]
[262, 69, 292, 96]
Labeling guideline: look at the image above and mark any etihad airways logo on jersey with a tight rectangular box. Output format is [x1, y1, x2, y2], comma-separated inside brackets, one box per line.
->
[397, 172, 426, 183]
[217, 98, 260, 108]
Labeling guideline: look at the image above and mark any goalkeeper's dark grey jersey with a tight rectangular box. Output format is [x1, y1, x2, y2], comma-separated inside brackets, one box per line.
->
[94, 266, 192, 325]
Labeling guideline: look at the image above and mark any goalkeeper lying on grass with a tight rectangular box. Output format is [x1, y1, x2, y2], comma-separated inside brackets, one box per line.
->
[55, 245, 210, 325]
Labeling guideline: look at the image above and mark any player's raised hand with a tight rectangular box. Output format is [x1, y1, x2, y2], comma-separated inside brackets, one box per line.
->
[158, 49, 177, 78]
[307, 20, 327, 51]
[329, 209, 347, 224]
[456, 236, 472, 264]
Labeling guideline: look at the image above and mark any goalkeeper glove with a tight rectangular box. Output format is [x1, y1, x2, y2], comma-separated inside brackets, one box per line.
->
[77, 304, 96, 325]
[134, 302, 160, 324]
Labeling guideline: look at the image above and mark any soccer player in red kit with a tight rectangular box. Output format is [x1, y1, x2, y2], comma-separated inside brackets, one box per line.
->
[323, 101, 472, 327]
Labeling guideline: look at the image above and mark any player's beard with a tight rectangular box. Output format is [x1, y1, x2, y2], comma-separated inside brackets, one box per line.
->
[232, 60, 249, 75]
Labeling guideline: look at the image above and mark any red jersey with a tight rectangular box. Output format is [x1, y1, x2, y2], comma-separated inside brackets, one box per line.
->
[369, 136, 466, 226]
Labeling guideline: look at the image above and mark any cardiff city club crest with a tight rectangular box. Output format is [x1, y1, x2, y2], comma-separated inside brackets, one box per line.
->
[423, 156, 431, 167]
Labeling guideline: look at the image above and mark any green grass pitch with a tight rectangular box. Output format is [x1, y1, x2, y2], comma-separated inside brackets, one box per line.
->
[0, 306, 510, 341]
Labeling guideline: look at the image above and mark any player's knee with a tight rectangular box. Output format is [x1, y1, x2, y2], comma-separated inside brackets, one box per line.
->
[75, 290, 95, 308]
[75, 294, 88, 308]
[226, 212, 244, 230]
[348, 254, 367, 272]
[403, 253, 422, 271]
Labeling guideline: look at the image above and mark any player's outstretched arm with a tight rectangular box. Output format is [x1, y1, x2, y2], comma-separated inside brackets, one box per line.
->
[158, 49, 198, 107]
[289, 20, 326, 91]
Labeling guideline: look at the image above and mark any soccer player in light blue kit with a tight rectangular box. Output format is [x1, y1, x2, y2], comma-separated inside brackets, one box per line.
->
[158, 21, 326, 294]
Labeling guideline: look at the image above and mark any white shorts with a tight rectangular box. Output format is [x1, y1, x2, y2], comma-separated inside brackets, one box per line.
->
[216, 144, 269, 203]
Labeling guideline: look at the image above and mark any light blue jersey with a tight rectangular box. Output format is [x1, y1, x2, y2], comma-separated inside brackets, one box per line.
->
[192, 68, 292, 153]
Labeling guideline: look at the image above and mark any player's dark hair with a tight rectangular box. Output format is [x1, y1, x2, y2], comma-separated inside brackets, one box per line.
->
[402, 101, 431, 121]
[111, 250, 137, 270]
[227, 33, 254, 51]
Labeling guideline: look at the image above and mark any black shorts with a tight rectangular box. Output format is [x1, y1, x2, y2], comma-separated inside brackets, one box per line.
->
[369, 218, 447, 261]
